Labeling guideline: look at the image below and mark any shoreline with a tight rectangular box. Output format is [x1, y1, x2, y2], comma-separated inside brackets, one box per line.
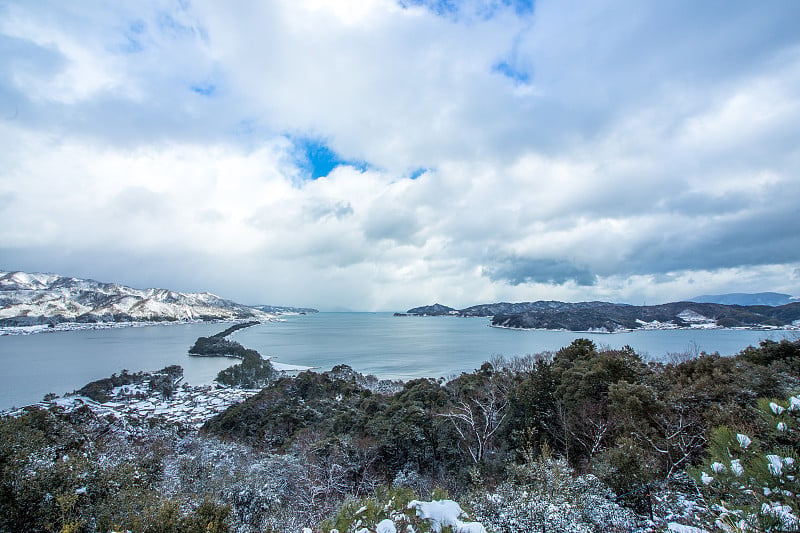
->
[488, 323, 800, 333]
[0, 317, 280, 337]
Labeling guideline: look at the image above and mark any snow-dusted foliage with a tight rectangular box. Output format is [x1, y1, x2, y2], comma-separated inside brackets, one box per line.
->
[646, 476, 715, 532]
[467, 453, 637, 532]
[159, 432, 384, 531]
[161, 435, 307, 530]
[320, 486, 487, 533]
[697, 396, 800, 532]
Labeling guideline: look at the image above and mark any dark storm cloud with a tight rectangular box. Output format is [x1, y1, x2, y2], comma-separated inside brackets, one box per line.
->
[484, 256, 597, 286]
[626, 202, 800, 276]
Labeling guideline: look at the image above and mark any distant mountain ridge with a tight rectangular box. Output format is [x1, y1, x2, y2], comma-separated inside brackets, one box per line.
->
[402, 300, 800, 332]
[688, 292, 797, 306]
[0, 270, 274, 327]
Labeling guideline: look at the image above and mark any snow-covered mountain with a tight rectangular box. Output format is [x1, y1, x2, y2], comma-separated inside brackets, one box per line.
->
[0, 270, 273, 327]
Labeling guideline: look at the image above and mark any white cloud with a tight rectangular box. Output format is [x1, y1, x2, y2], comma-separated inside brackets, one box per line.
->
[1, 0, 799, 310]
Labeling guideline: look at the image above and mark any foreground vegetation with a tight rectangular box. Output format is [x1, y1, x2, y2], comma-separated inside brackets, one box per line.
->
[1, 338, 798, 532]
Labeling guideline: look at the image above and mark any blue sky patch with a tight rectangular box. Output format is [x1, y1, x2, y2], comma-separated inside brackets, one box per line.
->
[409, 167, 429, 180]
[294, 137, 369, 179]
[510, 0, 534, 16]
[118, 20, 146, 54]
[190, 83, 215, 96]
[492, 60, 530, 83]
[398, 0, 534, 20]
[398, 0, 459, 17]
[120, 37, 143, 54]
[158, 12, 195, 38]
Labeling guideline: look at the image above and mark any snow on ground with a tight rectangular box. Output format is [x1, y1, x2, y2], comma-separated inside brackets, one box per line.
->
[676, 310, 719, 329]
[2, 379, 260, 429]
[667, 523, 708, 533]
[636, 319, 681, 330]
[408, 500, 487, 533]
[375, 518, 396, 533]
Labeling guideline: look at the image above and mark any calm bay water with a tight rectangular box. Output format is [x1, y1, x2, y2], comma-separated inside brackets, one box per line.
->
[0, 312, 794, 410]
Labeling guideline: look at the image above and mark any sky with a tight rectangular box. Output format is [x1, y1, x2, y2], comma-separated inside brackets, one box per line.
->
[1, 0, 799, 311]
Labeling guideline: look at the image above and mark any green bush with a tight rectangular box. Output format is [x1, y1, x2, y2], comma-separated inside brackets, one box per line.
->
[695, 395, 800, 532]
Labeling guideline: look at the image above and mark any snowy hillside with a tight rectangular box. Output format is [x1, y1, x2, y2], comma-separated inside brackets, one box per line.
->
[0, 270, 273, 327]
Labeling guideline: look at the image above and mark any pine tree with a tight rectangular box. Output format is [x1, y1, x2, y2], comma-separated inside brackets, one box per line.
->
[695, 395, 800, 532]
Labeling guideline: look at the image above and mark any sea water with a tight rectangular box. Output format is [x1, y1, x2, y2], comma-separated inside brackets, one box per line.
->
[0, 313, 794, 410]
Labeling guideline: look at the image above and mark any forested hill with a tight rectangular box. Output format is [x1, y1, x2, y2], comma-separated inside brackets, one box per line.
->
[402, 300, 800, 332]
[492, 301, 800, 331]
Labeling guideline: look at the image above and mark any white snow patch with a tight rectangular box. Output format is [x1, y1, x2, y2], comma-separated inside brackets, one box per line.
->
[736, 434, 752, 449]
[770, 402, 786, 415]
[408, 500, 487, 533]
[636, 318, 680, 330]
[668, 523, 708, 533]
[730, 459, 744, 477]
[761, 501, 799, 530]
[376, 519, 396, 533]
[677, 309, 713, 324]
[766, 454, 783, 476]
[789, 396, 800, 412]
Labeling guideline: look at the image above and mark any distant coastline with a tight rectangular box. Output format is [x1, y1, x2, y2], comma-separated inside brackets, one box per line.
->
[0, 317, 273, 337]
[400, 299, 800, 333]
[488, 322, 800, 333]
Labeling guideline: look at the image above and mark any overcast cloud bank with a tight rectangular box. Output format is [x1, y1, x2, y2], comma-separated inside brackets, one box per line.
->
[1, 0, 799, 310]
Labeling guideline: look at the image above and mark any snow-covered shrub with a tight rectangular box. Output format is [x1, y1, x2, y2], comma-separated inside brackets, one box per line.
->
[467, 454, 637, 532]
[321, 485, 418, 532]
[160, 434, 318, 531]
[319, 486, 487, 533]
[696, 395, 800, 532]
